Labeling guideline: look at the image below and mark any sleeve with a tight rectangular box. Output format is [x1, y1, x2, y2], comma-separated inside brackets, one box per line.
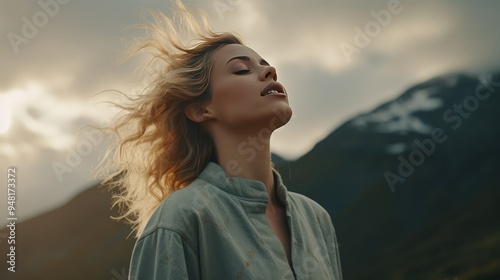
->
[322, 211, 343, 280]
[128, 228, 200, 280]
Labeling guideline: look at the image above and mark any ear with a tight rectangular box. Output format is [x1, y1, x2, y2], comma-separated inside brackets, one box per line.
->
[185, 102, 213, 123]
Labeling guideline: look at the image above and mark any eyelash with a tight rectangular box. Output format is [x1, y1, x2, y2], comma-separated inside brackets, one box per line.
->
[234, 69, 250, 75]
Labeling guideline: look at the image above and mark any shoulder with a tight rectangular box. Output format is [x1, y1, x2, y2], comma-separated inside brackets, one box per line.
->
[287, 193, 343, 278]
[287, 191, 331, 218]
[139, 178, 222, 241]
[287, 191, 336, 231]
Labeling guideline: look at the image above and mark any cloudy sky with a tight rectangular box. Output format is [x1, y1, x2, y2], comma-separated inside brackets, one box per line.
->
[1, 0, 500, 221]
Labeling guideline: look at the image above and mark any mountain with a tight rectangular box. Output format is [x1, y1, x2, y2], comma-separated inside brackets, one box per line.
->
[274, 71, 500, 279]
[1, 71, 499, 280]
[0, 183, 136, 280]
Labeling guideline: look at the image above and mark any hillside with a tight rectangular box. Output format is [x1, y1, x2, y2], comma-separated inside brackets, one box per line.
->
[0, 183, 135, 280]
[275, 71, 500, 279]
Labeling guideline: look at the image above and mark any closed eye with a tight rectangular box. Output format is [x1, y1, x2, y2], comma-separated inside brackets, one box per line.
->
[234, 69, 250, 75]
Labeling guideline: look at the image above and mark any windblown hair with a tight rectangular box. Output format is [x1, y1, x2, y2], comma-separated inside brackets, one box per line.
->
[94, 1, 243, 237]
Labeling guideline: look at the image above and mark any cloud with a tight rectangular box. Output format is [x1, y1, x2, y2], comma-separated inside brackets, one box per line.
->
[201, 0, 500, 158]
[0, 81, 114, 156]
[2, 0, 500, 220]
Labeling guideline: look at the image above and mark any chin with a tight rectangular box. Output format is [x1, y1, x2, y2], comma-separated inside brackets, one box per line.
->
[269, 103, 293, 130]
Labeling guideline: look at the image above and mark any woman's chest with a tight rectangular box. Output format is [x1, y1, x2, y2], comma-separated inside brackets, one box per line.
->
[195, 209, 334, 279]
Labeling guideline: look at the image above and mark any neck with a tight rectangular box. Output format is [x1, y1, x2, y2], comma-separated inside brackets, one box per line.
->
[210, 126, 280, 206]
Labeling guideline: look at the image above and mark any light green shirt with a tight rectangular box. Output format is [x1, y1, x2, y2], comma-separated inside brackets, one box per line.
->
[129, 162, 343, 279]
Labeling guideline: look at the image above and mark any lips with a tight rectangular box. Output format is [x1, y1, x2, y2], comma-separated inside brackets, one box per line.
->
[260, 82, 286, 97]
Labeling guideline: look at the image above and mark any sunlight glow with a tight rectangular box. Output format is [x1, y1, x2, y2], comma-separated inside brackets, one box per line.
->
[0, 104, 11, 134]
[0, 80, 118, 159]
[0, 88, 25, 135]
[0, 82, 78, 152]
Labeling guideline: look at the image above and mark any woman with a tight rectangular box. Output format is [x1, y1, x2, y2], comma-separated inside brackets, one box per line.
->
[98, 1, 342, 279]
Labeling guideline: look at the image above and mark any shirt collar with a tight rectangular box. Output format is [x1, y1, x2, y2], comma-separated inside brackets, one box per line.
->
[198, 161, 289, 206]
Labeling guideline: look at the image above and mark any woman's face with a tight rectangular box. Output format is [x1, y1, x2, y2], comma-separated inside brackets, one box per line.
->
[205, 44, 292, 132]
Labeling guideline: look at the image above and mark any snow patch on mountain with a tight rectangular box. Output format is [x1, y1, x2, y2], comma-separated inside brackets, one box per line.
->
[386, 143, 407, 154]
[442, 75, 459, 88]
[352, 89, 443, 134]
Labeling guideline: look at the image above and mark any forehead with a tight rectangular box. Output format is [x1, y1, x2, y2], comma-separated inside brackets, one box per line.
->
[211, 44, 262, 68]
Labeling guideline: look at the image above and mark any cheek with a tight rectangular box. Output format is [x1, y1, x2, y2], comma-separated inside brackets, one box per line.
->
[207, 85, 234, 123]
[211, 80, 253, 113]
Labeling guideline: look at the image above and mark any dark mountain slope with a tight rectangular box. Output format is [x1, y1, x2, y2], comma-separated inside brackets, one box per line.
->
[276, 71, 500, 279]
[0, 183, 135, 280]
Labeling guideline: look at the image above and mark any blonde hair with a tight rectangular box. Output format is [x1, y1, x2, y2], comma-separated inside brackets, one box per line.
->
[94, 1, 243, 237]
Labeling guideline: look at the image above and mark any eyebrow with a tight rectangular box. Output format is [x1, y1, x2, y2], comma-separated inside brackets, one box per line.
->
[225, 56, 270, 67]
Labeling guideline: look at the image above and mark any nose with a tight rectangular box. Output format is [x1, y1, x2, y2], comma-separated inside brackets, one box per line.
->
[259, 65, 277, 81]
